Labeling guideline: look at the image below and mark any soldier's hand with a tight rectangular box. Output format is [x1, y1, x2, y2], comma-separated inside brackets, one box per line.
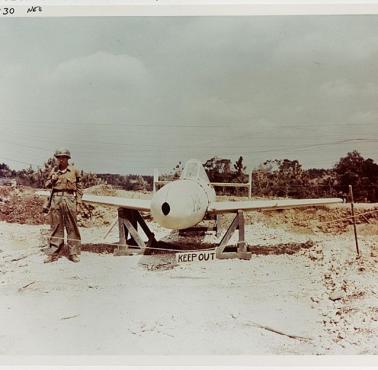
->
[76, 201, 84, 213]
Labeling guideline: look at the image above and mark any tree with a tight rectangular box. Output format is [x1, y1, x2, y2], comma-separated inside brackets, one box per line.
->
[0, 163, 15, 178]
[133, 175, 148, 191]
[232, 156, 248, 195]
[334, 151, 378, 202]
[233, 156, 246, 177]
[34, 157, 56, 188]
[203, 157, 232, 183]
[81, 171, 106, 189]
[252, 163, 272, 197]
[16, 165, 36, 186]
[252, 159, 312, 198]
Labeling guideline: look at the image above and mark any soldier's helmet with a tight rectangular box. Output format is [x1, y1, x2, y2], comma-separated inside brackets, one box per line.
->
[54, 148, 71, 159]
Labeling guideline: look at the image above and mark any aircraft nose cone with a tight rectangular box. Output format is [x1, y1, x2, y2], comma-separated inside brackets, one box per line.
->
[161, 202, 170, 216]
[150, 180, 209, 229]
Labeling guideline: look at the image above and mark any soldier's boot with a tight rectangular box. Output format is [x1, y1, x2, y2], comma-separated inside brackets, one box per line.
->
[69, 254, 80, 263]
[44, 253, 59, 263]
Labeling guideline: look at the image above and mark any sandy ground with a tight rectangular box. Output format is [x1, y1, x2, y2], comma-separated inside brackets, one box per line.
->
[0, 214, 377, 356]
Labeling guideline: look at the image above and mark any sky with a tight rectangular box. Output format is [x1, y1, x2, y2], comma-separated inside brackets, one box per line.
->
[0, 15, 377, 175]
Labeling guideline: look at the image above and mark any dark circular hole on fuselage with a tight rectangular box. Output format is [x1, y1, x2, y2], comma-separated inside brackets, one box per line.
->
[162, 202, 170, 216]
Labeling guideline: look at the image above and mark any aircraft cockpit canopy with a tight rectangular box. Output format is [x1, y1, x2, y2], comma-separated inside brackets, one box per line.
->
[181, 159, 210, 183]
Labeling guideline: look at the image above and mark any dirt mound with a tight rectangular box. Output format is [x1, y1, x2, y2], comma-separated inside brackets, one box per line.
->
[0, 186, 46, 225]
[77, 203, 116, 228]
[242, 206, 378, 234]
[250, 240, 314, 255]
[0, 185, 117, 227]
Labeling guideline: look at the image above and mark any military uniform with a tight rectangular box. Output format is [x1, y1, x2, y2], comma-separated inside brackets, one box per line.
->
[45, 149, 82, 262]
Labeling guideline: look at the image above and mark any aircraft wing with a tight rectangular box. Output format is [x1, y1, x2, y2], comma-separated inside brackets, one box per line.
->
[208, 198, 343, 214]
[35, 191, 151, 211]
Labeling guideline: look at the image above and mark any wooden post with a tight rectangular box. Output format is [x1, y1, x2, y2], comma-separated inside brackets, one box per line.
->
[153, 169, 159, 193]
[216, 214, 221, 238]
[116, 208, 156, 255]
[123, 219, 145, 249]
[237, 210, 245, 252]
[134, 211, 157, 249]
[118, 208, 127, 245]
[248, 172, 252, 199]
[237, 210, 251, 260]
[116, 208, 130, 256]
[349, 185, 360, 256]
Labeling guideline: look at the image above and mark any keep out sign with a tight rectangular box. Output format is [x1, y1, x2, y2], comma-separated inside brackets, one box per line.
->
[176, 251, 216, 263]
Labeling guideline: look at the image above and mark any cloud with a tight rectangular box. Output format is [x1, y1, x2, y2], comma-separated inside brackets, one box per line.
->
[49, 51, 149, 89]
[1, 16, 377, 173]
[320, 79, 355, 98]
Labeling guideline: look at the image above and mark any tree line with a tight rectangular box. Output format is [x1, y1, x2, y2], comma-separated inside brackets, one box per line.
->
[0, 150, 377, 202]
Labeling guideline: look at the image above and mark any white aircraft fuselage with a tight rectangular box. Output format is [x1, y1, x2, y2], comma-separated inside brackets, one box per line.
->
[150, 160, 216, 230]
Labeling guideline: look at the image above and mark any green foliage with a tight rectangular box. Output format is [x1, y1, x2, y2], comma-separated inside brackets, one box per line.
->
[96, 173, 153, 191]
[334, 150, 378, 202]
[204, 157, 233, 183]
[0, 163, 16, 178]
[233, 156, 246, 177]
[81, 171, 106, 189]
[2, 150, 377, 202]
[231, 156, 248, 195]
[36, 157, 56, 188]
[203, 156, 248, 195]
[16, 165, 37, 186]
[252, 159, 312, 198]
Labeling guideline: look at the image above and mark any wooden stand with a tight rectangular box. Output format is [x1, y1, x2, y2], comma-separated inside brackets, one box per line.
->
[115, 208, 157, 256]
[216, 210, 251, 260]
[115, 208, 250, 259]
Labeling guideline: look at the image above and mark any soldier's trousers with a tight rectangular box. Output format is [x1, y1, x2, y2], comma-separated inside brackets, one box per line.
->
[49, 194, 81, 256]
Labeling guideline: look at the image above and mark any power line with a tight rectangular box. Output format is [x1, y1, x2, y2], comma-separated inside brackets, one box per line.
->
[1, 136, 377, 155]
[0, 118, 228, 129]
[1, 137, 377, 173]
[1, 118, 377, 129]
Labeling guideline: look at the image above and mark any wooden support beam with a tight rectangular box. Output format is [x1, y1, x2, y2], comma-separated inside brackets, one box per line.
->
[236, 210, 251, 260]
[117, 208, 130, 256]
[134, 211, 157, 249]
[216, 211, 251, 260]
[349, 185, 360, 256]
[217, 249, 240, 259]
[116, 208, 159, 255]
[210, 182, 250, 188]
[248, 172, 252, 199]
[153, 169, 159, 193]
[118, 208, 127, 245]
[134, 211, 155, 240]
[218, 213, 239, 250]
[216, 214, 221, 238]
[122, 219, 144, 250]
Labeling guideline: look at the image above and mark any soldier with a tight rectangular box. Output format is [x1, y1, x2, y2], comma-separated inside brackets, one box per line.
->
[43, 149, 83, 263]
